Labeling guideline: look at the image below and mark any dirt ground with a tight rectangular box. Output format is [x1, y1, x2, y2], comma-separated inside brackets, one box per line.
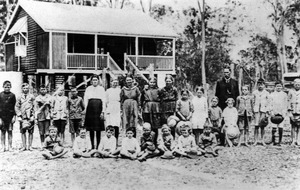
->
[1, 123, 300, 190]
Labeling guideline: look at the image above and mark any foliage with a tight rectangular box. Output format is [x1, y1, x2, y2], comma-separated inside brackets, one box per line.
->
[238, 34, 279, 84]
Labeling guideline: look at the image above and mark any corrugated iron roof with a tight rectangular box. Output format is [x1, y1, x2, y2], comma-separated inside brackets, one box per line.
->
[18, 0, 177, 38]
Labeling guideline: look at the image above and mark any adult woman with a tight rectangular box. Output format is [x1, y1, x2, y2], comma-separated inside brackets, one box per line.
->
[105, 78, 121, 141]
[141, 77, 161, 143]
[120, 75, 141, 137]
[84, 74, 106, 149]
[159, 75, 178, 137]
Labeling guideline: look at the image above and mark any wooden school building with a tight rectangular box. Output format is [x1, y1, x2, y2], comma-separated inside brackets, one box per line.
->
[0, 0, 177, 91]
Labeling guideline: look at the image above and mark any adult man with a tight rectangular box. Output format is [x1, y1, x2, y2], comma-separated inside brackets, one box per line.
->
[215, 67, 239, 110]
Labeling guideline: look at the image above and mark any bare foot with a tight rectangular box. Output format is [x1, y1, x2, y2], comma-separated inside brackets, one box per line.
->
[28, 147, 33, 151]
[245, 143, 250, 147]
[262, 142, 267, 146]
[291, 142, 296, 146]
[20, 147, 26, 151]
[42, 153, 52, 160]
[253, 142, 258, 146]
[0, 147, 5, 153]
[237, 143, 241, 147]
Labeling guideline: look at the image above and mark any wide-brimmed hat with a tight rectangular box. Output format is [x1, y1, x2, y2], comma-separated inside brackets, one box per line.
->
[176, 121, 192, 135]
[259, 116, 269, 127]
[167, 115, 180, 128]
[161, 151, 175, 159]
[271, 114, 284, 125]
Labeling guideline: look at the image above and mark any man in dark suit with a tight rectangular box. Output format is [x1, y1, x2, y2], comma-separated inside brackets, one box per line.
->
[215, 67, 239, 110]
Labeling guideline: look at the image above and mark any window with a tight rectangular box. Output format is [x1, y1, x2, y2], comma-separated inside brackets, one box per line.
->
[67, 34, 95, 54]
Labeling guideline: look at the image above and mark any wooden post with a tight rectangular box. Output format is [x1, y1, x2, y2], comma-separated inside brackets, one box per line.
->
[230, 63, 235, 78]
[95, 34, 97, 70]
[102, 68, 107, 90]
[238, 66, 243, 95]
[135, 37, 138, 66]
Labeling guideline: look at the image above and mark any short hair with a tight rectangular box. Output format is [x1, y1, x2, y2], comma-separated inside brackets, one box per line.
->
[39, 84, 46, 89]
[126, 127, 135, 133]
[257, 78, 265, 84]
[241, 85, 249, 90]
[91, 74, 99, 81]
[106, 125, 115, 133]
[181, 89, 190, 96]
[165, 74, 174, 82]
[161, 124, 171, 132]
[125, 74, 133, 80]
[143, 122, 151, 129]
[195, 86, 204, 93]
[21, 83, 29, 88]
[211, 96, 219, 102]
[275, 81, 282, 86]
[3, 80, 11, 87]
[79, 128, 86, 132]
[226, 98, 235, 104]
[203, 125, 211, 129]
[49, 126, 58, 133]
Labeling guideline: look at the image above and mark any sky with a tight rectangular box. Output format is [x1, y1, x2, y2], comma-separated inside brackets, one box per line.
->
[142, 0, 296, 61]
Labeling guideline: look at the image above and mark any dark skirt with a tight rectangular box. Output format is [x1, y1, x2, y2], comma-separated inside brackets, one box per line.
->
[84, 99, 104, 131]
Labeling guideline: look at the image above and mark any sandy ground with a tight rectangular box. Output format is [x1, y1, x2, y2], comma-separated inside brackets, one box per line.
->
[1, 122, 300, 190]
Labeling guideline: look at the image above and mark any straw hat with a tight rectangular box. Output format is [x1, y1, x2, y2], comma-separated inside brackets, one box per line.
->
[167, 115, 180, 128]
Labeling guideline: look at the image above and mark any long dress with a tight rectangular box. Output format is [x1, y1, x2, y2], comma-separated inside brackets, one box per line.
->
[141, 87, 161, 129]
[191, 96, 208, 129]
[120, 86, 141, 130]
[106, 87, 121, 127]
[84, 85, 106, 131]
[159, 86, 178, 125]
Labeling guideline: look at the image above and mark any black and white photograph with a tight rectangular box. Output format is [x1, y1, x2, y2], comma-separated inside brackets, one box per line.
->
[0, 0, 300, 189]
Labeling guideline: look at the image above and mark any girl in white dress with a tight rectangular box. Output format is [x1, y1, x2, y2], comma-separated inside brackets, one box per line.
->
[105, 78, 121, 141]
[191, 87, 208, 145]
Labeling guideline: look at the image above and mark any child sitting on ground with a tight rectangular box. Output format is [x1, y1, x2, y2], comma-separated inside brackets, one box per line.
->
[120, 127, 140, 160]
[42, 126, 68, 160]
[198, 125, 220, 157]
[157, 125, 175, 159]
[137, 123, 160, 161]
[173, 124, 197, 158]
[97, 126, 119, 158]
[73, 128, 97, 158]
[222, 98, 240, 147]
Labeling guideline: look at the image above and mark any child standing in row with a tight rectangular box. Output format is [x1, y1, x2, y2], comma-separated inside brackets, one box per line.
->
[252, 78, 270, 146]
[270, 81, 288, 146]
[288, 79, 300, 146]
[35, 84, 52, 149]
[0, 81, 16, 152]
[236, 85, 254, 147]
[52, 88, 68, 144]
[191, 87, 208, 145]
[68, 87, 85, 144]
[176, 90, 194, 122]
[208, 97, 223, 144]
[15, 83, 35, 151]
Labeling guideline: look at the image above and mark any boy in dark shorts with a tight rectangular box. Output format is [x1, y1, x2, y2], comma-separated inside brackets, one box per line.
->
[68, 87, 84, 144]
[236, 85, 254, 147]
[0, 81, 16, 152]
[35, 84, 52, 149]
[15, 83, 35, 151]
[52, 87, 68, 144]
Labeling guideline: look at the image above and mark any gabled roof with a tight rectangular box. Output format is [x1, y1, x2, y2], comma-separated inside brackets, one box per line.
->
[1, 0, 177, 43]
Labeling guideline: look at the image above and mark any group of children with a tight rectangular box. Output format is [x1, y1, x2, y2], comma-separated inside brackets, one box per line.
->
[1, 77, 300, 161]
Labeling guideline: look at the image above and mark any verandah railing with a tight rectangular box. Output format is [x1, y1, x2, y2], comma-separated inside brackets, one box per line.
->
[125, 54, 173, 71]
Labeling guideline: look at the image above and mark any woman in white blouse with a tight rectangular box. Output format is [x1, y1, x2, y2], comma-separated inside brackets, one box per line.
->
[84, 74, 106, 149]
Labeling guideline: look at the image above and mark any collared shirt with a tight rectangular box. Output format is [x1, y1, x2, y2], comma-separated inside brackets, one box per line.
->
[270, 91, 288, 116]
[98, 135, 117, 152]
[52, 95, 68, 120]
[176, 135, 197, 151]
[35, 94, 52, 121]
[73, 136, 91, 153]
[15, 93, 35, 119]
[236, 95, 254, 116]
[68, 96, 84, 119]
[120, 137, 140, 155]
[252, 89, 270, 113]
